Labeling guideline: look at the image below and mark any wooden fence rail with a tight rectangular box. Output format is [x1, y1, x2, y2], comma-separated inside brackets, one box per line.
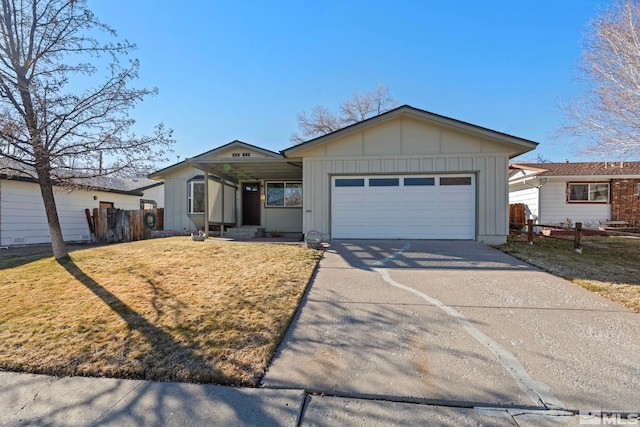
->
[85, 208, 164, 243]
[512, 219, 640, 255]
[512, 219, 585, 252]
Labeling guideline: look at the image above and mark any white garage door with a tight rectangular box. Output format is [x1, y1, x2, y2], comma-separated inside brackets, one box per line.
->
[331, 175, 475, 239]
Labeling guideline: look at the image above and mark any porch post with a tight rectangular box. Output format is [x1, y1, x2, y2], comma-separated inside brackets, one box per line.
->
[204, 172, 209, 237]
[221, 180, 225, 237]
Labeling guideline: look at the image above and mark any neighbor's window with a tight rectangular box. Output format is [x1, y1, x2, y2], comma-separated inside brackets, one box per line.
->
[188, 180, 205, 213]
[567, 183, 609, 203]
[140, 199, 157, 210]
[266, 182, 302, 207]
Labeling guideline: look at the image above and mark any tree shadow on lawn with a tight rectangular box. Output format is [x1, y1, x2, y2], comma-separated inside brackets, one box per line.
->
[0, 243, 106, 270]
[56, 257, 220, 384]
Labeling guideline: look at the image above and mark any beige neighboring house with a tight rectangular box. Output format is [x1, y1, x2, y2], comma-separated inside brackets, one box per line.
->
[150, 105, 537, 244]
[509, 161, 640, 228]
[0, 172, 163, 246]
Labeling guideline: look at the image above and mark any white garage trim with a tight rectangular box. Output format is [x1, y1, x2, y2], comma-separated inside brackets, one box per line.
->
[331, 174, 475, 239]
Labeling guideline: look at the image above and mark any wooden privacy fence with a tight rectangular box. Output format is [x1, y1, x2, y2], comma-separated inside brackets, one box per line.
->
[509, 203, 526, 228]
[85, 208, 164, 243]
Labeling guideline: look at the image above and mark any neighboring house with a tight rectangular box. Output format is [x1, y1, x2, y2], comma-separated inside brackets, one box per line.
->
[0, 173, 164, 246]
[150, 105, 537, 245]
[509, 161, 640, 228]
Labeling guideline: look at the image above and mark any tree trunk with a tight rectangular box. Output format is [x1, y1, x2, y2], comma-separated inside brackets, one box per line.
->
[37, 174, 68, 260]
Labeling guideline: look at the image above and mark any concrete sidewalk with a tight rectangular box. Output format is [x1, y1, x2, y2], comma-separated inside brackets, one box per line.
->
[0, 371, 580, 426]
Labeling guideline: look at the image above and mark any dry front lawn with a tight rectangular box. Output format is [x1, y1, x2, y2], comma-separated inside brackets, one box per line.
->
[499, 234, 640, 312]
[0, 237, 321, 385]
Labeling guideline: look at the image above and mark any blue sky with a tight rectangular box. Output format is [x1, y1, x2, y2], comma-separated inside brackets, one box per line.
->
[89, 0, 609, 165]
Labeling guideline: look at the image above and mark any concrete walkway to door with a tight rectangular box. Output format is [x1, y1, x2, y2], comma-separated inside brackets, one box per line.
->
[263, 240, 640, 414]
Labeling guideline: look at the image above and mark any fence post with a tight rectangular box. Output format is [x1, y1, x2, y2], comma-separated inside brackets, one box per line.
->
[574, 222, 583, 254]
[527, 219, 534, 245]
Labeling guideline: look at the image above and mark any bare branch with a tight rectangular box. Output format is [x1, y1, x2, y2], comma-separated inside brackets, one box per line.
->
[559, 0, 640, 159]
[290, 83, 398, 145]
[0, 0, 174, 258]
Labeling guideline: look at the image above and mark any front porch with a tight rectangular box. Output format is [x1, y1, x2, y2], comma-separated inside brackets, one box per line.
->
[187, 142, 303, 238]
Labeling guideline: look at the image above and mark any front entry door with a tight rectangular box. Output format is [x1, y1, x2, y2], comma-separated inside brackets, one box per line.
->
[242, 183, 261, 226]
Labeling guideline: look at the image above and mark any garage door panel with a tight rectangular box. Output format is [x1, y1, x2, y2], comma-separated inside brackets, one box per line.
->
[332, 175, 475, 239]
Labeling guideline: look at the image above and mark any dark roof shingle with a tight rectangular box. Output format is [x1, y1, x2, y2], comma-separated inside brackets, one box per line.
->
[512, 162, 640, 177]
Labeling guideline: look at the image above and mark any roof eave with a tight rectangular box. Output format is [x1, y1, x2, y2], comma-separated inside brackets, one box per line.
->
[283, 105, 539, 157]
[0, 174, 145, 195]
[537, 174, 640, 180]
[148, 160, 188, 180]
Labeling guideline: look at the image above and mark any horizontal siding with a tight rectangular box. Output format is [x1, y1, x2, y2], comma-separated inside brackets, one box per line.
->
[509, 185, 539, 219]
[0, 180, 143, 245]
[540, 181, 610, 228]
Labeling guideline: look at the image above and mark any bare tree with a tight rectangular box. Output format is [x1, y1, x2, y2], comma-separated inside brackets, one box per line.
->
[0, 0, 174, 259]
[290, 83, 397, 144]
[560, 0, 640, 158]
[514, 153, 552, 164]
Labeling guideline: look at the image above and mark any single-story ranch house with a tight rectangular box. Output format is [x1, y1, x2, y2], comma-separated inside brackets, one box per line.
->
[509, 161, 640, 228]
[0, 172, 163, 246]
[150, 105, 537, 245]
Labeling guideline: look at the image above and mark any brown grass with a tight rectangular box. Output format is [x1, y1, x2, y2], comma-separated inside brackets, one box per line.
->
[499, 233, 640, 312]
[0, 237, 321, 385]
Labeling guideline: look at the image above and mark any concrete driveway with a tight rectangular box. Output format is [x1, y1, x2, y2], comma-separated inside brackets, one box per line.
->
[262, 240, 639, 414]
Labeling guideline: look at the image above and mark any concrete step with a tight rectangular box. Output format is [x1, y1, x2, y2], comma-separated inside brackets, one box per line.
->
[224, 227, 265, 238]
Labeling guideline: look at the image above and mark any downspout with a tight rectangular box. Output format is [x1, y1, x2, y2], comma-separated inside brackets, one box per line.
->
[523, 177, 548, 224]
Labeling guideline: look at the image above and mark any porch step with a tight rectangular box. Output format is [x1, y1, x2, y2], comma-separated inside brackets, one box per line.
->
[223, 227, 265, 239]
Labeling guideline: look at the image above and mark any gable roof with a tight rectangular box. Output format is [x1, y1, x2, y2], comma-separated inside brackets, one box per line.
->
[282, 104, 539, 157]
[149, 140, 283, 179]
[192, 140, 282, 159]
[511, 162, 640, 177]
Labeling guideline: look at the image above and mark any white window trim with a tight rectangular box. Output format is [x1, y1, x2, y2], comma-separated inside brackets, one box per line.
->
[265, 181, 303, 208]
[188, 180, 205, 214]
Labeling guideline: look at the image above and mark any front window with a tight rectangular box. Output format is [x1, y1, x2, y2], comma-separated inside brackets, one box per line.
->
[266, 182, 302, 207]
[567, 183, 609, 203]
[188, 180, 205, 214]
